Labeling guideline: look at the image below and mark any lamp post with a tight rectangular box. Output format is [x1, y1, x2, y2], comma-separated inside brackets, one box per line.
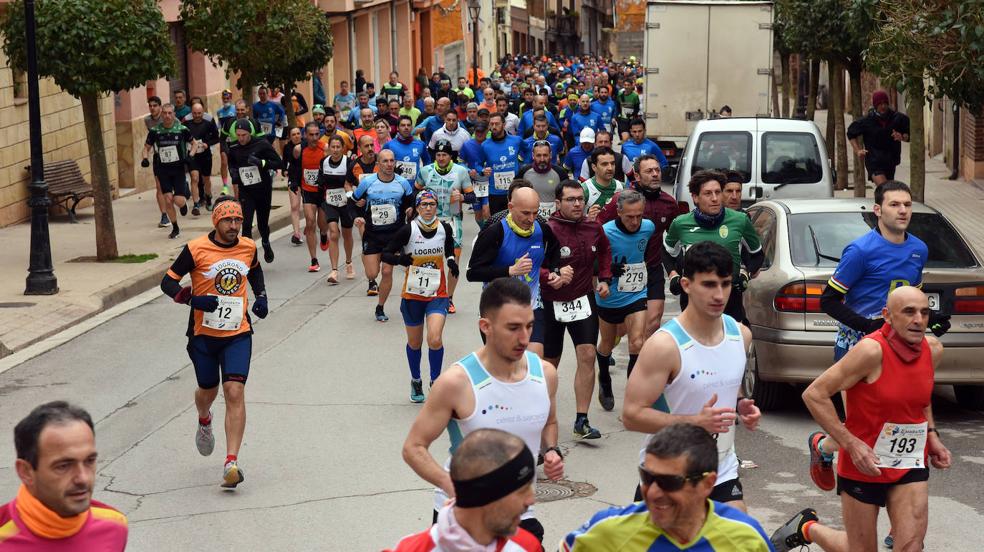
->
[468, 0, 481, 91]
[24, 0, 58, 295]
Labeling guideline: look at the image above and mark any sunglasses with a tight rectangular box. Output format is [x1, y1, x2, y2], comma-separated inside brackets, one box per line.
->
[638, 465, 710, 492]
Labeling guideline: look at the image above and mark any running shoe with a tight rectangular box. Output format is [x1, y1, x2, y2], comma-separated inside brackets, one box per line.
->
[345, 262, 355, 280]
[221, 185, 230, 196]
[308, 260, 321, 273]
[375, 305, 388, 322]
[319, 233, 328, 251]
[221, 460, 245, 489]
[205, 194, 213, 211]
[169, 227, 180, 239]
[191, 202, 201, 216]
[290, 234, 303, 246]
[263, 241, 274, 263]
[195, 413, 214, 456]
[808, 431, 835, 491]
[598, 384, 615, 412]
[447, 300, 456, 314]
[326, 269, 338, 285]
[158, 213, 170, 228]
[410, 379, 425, 403]
[367, 280, 379, 296]
[179, 204, 188, 217]
[573, 418, 601, 440]
[770, 508, 818, 552]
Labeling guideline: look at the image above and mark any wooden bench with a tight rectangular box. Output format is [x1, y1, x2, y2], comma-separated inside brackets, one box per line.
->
[24, 159, 93, 223]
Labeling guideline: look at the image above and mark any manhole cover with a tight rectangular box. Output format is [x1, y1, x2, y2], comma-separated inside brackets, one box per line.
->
[535, 479, 597, 502]
[0, 302, 36, 308]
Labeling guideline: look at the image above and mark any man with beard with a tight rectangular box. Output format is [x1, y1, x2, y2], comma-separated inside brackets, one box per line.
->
[517, 140, 570, 220]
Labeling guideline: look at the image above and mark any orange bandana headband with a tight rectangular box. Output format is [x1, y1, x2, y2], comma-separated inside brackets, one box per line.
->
[212, 201, 243, 227]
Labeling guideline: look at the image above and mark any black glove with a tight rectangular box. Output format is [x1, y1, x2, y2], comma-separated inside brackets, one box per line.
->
[189, 295, 219, 313]
[173, 285, 192, 305]
[288, 181, 299, 193]
[447, 257, 460, 279]
[735, 271, 750, 292]
[140, 158, 150, 168]
[863, 317, 885, 334]
[247, 154, 265, 168]
[669, 275, 683, 296]
[251, 295, 268, 319]
[397, 254, 414, 267]
[610, 256, 627, 278]
[928, 312, 951, 337]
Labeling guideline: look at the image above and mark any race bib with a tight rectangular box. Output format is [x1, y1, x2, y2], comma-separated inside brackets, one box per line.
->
[396, 161, 417, 180]
[261, 122, 273, 135]
[201, 296, 244, 331]
[553, 295, 592, 323]
[239, 166, 262, 186]
[275, 126, 285, 138]
[370, 203, 397, 226]
[717, 424, 736, 464]
[538, 202, 556, 219]
[472, 181, 489, 198]
[621, 106, 635, 119]
[303, 169, 319, 186]
[618, 262, 647, 293]
[158, 145, 179, 164]
[873, 422, 928, 470]
[325, 187, 347, 207]
[406, 265, 441, 297]
[493, 170, 515, 191]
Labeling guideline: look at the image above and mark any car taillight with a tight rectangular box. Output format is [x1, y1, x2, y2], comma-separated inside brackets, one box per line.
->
[677, 201, 690, 215]
[775, 281, 826, 313]
[954, 285, 984, 314]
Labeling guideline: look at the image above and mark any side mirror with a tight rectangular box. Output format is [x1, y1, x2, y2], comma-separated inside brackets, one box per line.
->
[663, 164, 677, 183]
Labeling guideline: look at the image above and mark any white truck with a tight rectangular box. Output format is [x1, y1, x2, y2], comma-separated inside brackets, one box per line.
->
[642, 0, 774, 174]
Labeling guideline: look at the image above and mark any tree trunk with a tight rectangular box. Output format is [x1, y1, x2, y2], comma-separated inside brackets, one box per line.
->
[807, 58, 820, 121]
[825, 62, 836, 157]
[832, 64, 849, 191]
[80, 93, 118, 261]
[908, 80, 926, 202]
[239, 75, 255, 106]
[771, 64, 781, 118]
[283, 85, 297, 134]
[847, 63, 865, 197]
[780, 53, 791, 118]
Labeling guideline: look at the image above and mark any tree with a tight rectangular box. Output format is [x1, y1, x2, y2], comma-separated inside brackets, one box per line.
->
[1, 0, 174, 260]
[181, 0, 333, 113]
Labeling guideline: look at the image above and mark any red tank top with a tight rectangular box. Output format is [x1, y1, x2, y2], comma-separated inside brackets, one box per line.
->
[837, 328, 934, 483]
[301, 145, 324, 193]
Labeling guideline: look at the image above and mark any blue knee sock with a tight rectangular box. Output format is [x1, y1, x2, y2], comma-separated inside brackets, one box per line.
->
[406, 344, 422, 380]
[429, 346, 444, 382]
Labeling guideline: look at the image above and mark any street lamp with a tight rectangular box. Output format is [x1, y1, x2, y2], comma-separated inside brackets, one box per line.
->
[23, 0, 58, 295]
[468, 0, 481, 90]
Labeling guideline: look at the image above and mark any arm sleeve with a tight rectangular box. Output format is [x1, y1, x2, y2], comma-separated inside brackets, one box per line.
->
[247, 251, 266, 296]
[896, 113, 911, 136]
[161, 246, 195, 298]
[381, 224, 412, 265]
[420, 148, 432, 165]
[295, 93, 309, 115]
[443, 222, 456, 257]
[644, 231, 664, 279]
[352, 177, 369, 200]
[145, 129, 156, 147]
[744, 249, 765, 275]
[579, 158, 590, 181]
[466, 223, 510, 282]
[821, 284, 875, 332]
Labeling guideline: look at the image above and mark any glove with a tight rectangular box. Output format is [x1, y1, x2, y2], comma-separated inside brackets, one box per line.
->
[610, 256, 627, 278]
[140, 158, 150, 168]
[251, 295, 268, 319]
[247, 154, 265, 168]
[173, 286, 192, 305]
[447, 257, 460, 279]
[669, 275, 683, 296]
[189, 295, 219, 313]
[928, 312, 951, 337]
[863, 317, 885, 334]
[397, 254, 414, 267]
[735, 271, 750, 292]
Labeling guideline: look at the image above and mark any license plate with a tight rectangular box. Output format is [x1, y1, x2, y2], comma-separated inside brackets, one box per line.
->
[926, 293, 940, 311]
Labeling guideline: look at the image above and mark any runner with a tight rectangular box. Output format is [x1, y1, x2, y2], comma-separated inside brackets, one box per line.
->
[523, 115, 565, 165]
[219, 100, 264, 198]
[459, 120, 492, 227]
[382, 71, 408, 104]
[848, 90, 910, 185]
[287, 122, 329, 272]
[141, 103, 191, 239]
[280, 126, 305, 246]
[482, 112, 527, 214]
[562, 423, 773, 551]
[400, 95, 422, 127]
[173, 89, 190, 120]
[582, 146, 624, 220]
[563, 128, 594, 179]
[401, 277, 564, 543]
[383, 190, 458, 401]
[622, 242, 761, 512]
[333, 80, 357, 124]
[318, 134, 359, 282]
[496, 97, 521, 136]
[352, 148, 416, 322]
[577, 130, 633, 183]
[517, 141, 571, 220]
[415, 140, 474, 313]
[226, 119, 284, 263]
[384, 115, 431, 183]
[143, 96, 171, 228]
[387, 429, 541, 552]
[185, 102, 221, 215]
[542, 179, 612, 437]
[160, 196, 269, 488]
[0, 402, 128, 550]
[771, 286, 951, 552]
[566, 94, 601, 149]
[662, 170, 763, 322]
[615, 77, 641, 142]
[590, 84, 617, 134]
[620, 118, 668, 168]
[427, 110, 471, 159]
[252, 86, 286, 143]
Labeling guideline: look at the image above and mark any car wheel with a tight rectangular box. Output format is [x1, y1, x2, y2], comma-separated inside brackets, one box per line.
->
[743, 344, 785, 411]
[954, 385, 984, 411]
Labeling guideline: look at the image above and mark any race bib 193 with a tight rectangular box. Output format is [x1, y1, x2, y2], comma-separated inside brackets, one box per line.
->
[202, 296, 244, 331]
[873, 422, 927, 470]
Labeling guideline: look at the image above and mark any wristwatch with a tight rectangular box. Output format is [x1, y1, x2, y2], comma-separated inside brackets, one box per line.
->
[544, 446, 563, 460]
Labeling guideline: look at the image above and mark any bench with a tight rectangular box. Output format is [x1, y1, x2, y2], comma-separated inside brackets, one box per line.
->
[24, 159, 93, 223]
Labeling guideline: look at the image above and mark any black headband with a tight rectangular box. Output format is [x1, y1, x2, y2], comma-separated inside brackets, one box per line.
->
[452, 445, 535, 508]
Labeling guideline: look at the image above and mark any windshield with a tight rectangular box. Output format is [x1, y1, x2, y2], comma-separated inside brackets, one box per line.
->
[788, 212, 979, 268]
[691, 131, 751, 182]
[762, 132, 823, 184]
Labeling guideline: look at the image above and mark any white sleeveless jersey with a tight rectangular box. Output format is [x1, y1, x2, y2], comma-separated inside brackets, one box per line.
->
[641, 314, 746, 483]
[436, 351, 549, 518]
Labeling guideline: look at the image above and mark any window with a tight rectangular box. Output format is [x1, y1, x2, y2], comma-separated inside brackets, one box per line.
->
[13, 68, 28, 101]
[761, 132, 823, 185]
[750, 208, 777, 269]
[691, 131, 752, 182]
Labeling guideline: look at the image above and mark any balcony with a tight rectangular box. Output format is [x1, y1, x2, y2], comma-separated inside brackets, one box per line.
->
[545, 13, 578, 36]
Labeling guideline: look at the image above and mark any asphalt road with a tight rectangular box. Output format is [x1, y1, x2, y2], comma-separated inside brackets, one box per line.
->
[1, 218, 981, 551]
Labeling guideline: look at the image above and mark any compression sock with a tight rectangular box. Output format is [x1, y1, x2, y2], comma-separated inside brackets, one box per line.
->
[428, 346, 444, 382]
[575, 412, 588, 424]
[802, 520, 816, 543]
[627, 354, 639, 379]
[597, 352, 612, 388]
[225, 454, 237, 464]
[406, 344, 422, 380]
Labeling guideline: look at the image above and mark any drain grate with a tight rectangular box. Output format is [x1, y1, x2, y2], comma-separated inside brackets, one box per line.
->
[535, 479, 597, 502]
[0, 302, 36, 308]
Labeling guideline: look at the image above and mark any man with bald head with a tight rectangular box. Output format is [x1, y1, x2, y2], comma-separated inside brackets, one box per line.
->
[418, 97, 452, 145]
[467, 185, 564, 358]
[772, 286, 952, 552]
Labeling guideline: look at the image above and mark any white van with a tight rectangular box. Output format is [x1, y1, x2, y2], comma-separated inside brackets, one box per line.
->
[672, 118, 833, 210]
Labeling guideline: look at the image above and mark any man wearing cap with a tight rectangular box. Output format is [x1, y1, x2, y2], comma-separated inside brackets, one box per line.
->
[226, 118, 285, 263]
[564, 128, 595, 179]
[160, 196, 269, 489]
[391, 429, 542, 551]
[848, 90, 910, 185]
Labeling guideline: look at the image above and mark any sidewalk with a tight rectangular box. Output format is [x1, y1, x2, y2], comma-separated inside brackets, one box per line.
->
[0, 183, 296, 357]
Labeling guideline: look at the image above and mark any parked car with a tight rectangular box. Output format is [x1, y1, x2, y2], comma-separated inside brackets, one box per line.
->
[673, 118, 833, 211]
[742, 198, 984, 411]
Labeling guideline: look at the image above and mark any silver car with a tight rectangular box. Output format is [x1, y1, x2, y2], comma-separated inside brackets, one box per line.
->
[742, 199, 984, 411]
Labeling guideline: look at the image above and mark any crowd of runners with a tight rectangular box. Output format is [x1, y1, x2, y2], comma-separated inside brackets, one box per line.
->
[1, 54, 956, 552]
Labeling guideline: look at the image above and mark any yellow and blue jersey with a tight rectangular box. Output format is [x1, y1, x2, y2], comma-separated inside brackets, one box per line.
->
[561, 500, 774, 551]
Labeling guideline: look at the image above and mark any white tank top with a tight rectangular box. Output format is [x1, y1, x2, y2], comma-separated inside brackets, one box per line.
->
[435, 351, 549, 517]
[640, 314, 745, 483]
